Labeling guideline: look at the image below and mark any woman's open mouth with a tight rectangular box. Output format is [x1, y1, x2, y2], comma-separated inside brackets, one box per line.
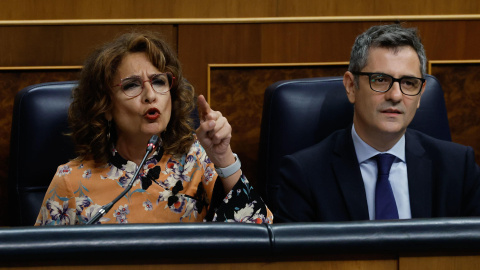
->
[144, 108, 160, 120]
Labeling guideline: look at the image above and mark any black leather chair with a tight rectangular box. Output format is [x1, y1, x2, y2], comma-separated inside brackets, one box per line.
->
[9, 81, 78, 226]
[258, 74, 451, 213]
[8, 81, 201, 226]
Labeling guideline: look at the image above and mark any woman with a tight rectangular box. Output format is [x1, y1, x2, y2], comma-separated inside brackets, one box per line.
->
[35, 31, 273, 225]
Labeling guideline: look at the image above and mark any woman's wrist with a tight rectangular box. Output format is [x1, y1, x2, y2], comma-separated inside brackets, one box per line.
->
[210, 148, 236, 168]
[215, 153, 241, 178]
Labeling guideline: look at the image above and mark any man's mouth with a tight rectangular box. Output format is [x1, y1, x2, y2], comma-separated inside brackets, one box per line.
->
[381, 108, 402, 114]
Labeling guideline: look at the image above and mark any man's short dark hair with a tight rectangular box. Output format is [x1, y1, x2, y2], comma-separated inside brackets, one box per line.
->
[348, 24, 427, 83]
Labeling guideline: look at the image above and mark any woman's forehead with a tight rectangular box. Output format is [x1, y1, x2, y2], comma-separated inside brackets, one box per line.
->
[115, 52, 161, 79]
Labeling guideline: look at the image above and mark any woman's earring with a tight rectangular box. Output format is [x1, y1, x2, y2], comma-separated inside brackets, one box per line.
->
[107, 120, 111, 141]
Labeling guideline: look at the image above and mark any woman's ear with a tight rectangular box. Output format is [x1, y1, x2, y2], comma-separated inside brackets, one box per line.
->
[105, 110, 113, 121]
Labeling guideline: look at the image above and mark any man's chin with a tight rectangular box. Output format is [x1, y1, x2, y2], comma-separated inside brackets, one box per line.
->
[379, 126, 407, 137]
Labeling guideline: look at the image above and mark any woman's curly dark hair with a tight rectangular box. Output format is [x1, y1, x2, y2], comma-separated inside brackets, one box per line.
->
[68, 31, 195, 164]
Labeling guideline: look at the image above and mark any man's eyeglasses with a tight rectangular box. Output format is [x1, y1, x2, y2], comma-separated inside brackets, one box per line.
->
[113, 72, 175, 98]
[352, 72, 425, 96]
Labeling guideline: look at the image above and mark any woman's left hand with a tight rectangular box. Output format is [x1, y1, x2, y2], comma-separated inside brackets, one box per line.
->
[195, 95, 235, 168]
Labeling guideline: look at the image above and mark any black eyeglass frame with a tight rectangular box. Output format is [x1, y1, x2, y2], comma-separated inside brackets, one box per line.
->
[352, 71, 425, 96]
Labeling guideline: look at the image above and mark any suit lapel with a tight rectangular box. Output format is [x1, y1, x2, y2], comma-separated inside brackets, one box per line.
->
[333, 129, 370, 220]
[405, 130, 432, 218]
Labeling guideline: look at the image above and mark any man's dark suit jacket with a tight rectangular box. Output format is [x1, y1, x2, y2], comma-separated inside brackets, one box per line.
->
[275, 127, 480, 222]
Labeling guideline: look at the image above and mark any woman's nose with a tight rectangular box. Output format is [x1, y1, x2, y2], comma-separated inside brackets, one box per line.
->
[143, 81, 157, 103]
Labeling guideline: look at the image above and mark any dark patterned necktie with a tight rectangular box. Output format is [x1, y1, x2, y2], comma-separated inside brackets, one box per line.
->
[374, 153, 399, 220]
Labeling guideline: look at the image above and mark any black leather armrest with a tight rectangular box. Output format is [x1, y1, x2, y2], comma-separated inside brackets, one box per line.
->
[0, 223, 270, 263]
[269, 217, 480, 257]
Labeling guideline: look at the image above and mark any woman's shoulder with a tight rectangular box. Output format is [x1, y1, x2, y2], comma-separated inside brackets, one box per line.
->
[55, 158, 109, 177]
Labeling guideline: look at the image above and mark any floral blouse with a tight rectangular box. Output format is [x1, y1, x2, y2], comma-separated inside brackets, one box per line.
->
[35, 139, 273, 225]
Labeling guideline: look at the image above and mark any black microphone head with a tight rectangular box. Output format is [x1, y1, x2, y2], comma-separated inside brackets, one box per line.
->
[149, 134, 160, 146]
[146, 135, 160, 152]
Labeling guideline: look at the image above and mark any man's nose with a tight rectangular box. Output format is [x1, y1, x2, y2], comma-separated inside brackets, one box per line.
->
[385, 81, 403, 101]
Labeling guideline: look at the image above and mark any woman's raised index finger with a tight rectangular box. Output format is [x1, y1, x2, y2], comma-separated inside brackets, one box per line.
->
[197, 95, 212, 120]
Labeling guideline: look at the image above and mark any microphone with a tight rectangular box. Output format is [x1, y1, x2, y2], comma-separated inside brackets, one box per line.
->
[87, 134, 160, 225]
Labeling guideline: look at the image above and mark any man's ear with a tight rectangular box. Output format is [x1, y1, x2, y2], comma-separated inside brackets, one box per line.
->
[343, 71, 356, 104]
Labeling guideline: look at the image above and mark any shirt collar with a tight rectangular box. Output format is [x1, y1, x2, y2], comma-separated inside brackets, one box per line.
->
[109, 146, 162, 171]
[351, 124, 406, 164]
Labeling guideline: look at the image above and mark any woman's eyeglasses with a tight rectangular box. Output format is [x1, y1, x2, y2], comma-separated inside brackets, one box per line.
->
[113, 72, 175, 98]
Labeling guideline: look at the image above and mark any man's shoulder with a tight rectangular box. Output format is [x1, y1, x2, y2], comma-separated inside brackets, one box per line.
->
[407, 129, 471, 152]
[406, 129, 473, 162]
[290, 128, 348, 159]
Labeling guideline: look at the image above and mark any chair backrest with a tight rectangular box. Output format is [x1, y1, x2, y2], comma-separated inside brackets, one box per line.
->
[258, 74, 451, 213]
[8, 80, 201, 226]
[9, 81, 77, 226]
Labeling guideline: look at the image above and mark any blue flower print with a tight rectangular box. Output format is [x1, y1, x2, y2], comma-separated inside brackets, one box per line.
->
[106, 165, 123, 180]
[122, 160, 137, 175]
[82, 169, 92, 179]
[37, 206, 53, 225]
[170, 171, 190, 184]
[75, 196, 91, 215]
[114, 204, 130, 223]
[180, 197, 197, 221]
[168, 196, 186, 213]
[223, 192, 232, 204]
[186, 154, 196, 163]
[143, 199, 153, 211]
[118, 175, 130, 188]
[204, 166, 215, 184]
[166, 158, 181, 174]
[46, 199, 76, 225]
[57, 165, 72, 177]
[182, 155, 195, 176]
[222, 201, 269, 224]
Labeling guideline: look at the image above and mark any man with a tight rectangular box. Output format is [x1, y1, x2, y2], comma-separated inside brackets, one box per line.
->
[275, 24, 480, 222]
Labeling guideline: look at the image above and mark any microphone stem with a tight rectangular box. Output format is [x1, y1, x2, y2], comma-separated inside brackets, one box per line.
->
[87, 148, 153, 225]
